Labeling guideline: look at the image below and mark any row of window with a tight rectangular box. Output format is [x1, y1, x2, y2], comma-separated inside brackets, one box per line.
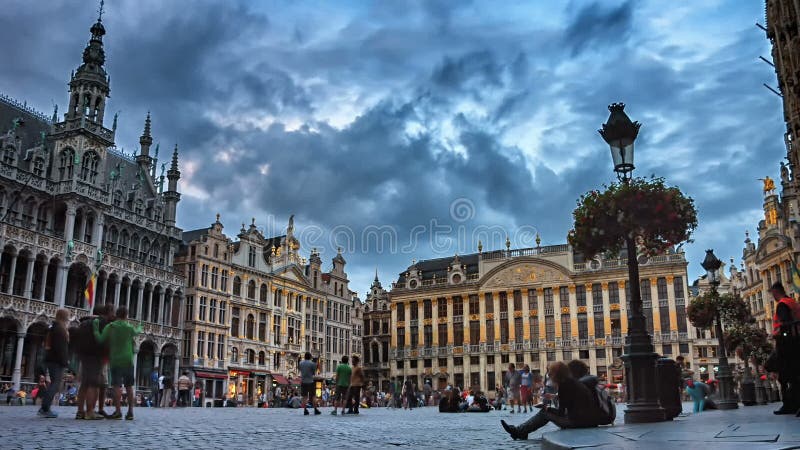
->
[325, 326, 351, 356]
[397, 277, 685, 321]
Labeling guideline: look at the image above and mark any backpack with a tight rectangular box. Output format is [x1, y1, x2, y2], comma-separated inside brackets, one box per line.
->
[594, 385, 616, 425]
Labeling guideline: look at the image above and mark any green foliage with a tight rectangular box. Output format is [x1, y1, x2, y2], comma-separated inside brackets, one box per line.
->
[567, 177, 698, 258]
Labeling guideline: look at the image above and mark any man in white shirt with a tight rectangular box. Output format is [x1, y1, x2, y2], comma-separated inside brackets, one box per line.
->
[157, 374, 165, 408]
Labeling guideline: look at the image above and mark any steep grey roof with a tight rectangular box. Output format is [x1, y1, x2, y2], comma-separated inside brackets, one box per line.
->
[0, 98, 52, 168]
[396, 253, 480, 284]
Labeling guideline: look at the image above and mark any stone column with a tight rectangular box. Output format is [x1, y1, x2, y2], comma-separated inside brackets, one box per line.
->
[569, 286, 578, 339]
[55, 261, 67, 308]
[445, 297, 454, 345]
[618, 280, 628, 335]
[143, 288, 153, 322]
[649, 279, 660, 334]
[492, 293, 501, 345]
[6, 253, 17, 294]
[98, 275, 107, 305]
[478, 294, 486, 344]
[11, 332, 25, 391]
[77, 215, 87, 243]
[64, 203, 77, 243]
[522, 289, 531, 342]
[158, 291, 166, 325]
[93, 215, 105, 247]
[38, 262, 49, 302]
[114, 278, 121, 309]
[417, 301, 424, 347]
[506, 291, 515, 343]
[22, 255, 34, 298]
[404, 302, 412, 348]
[154, 353, 161, 375]
[134, 285, 141, 319]
[586, 283, 596, 337]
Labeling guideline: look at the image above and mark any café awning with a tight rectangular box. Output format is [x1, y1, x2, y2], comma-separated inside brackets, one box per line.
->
[195, 371, 227, 380]
[272, 374, 290, 385]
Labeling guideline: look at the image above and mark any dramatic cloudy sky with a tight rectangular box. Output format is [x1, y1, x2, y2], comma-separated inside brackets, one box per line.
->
[0, 0, 783, 295]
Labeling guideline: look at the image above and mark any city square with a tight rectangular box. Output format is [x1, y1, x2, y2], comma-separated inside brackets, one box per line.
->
[1, 0, 800, 448]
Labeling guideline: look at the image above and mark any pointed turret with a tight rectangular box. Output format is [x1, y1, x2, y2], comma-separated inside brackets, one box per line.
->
[136, 112, 154, 173]
[163, 144, 181, 227]
[66, 12, 110, 125]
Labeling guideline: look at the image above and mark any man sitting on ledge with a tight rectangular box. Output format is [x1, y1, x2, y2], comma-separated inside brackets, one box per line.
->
[500, 361, 601, 440]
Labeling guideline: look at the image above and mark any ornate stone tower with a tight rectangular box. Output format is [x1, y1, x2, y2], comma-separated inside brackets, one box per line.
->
[164, 145, 181, 227]
[136, 112, 154, 174]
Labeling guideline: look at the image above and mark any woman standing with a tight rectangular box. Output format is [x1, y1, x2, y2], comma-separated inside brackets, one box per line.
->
[345, 356, 364, 414]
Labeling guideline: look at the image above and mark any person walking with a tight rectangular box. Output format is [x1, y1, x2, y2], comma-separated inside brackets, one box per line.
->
[93, 306, 141, 420]
[344, 356, 364, 415]
[331, 355, 351, 415]
[299, 352, 321, 415]
[768, 282, 800, 415]
[177, 372, 192, 407]
[520, 365, 532, 413]
[403, 377, 415, 410]
[38, 309, 70, 418]
[505, 363, 522, 413]
[161, 374, 173, 408]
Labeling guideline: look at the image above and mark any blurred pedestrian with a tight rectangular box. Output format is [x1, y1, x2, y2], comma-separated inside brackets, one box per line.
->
[38, 308, 70, 418]
[94, 306, 141, 420]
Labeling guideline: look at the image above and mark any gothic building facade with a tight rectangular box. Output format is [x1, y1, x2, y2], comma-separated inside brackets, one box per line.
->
[362, 273, 392, 391]
[0, 14, 184, 393]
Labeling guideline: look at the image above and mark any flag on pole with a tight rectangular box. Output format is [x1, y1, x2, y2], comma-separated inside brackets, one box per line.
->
[84, 272, 97, 309]
[791, 257, 800, 294]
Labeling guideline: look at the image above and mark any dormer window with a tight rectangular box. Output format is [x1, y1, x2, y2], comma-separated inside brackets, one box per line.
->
[3, 147, 15, 166]
[248, 246, 256, 267]
[79, 151, 99, 183]
[59, 148, 75, 180]
[32, 157, 44, 176]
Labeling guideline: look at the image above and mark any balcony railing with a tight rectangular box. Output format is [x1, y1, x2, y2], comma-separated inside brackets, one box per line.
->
[544, 307, 554, 315]
[499, 311, 508, 320]
[453, 315, 463, 324]
[658, 299, 669, 308]
[675, 297, 685, 306]
[593, 304, 604, 313]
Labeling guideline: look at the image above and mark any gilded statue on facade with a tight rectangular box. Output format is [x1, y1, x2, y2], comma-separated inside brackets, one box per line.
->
[760, 176, 776, 195]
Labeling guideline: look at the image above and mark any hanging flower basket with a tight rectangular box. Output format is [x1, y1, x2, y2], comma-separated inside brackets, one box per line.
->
[687, 293, 717, 329]
[567, 177, 697, 258]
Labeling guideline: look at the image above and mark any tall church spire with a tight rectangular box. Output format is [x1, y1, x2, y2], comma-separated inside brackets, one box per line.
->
[63, 3, 111, 139]
[136, 112, 154, 172]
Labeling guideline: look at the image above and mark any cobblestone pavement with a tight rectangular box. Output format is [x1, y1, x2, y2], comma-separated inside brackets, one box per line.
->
[0, 404, 571, 449]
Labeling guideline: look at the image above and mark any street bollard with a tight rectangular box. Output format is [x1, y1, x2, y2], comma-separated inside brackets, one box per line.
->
[739, 368, 756, 406]
[656, 357, 682, 420]
[754, 375, 767, 405]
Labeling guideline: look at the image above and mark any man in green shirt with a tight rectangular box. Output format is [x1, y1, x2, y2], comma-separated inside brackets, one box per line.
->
[93, 306, 141, 420]
[331, 356, 351, 415]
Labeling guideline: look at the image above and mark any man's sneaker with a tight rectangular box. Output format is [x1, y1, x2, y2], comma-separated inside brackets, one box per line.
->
[303, 408, 310, 416]
[125, 412, 134, 421]
[330, 410, 338, 415]
[42, 410, 58, 418]
[108, 412, 123, 420]
[37, 409, 47, 417]
[314, 409, 321, 415]
[74, 411, 84, 420]
[84, 414, 104, 420]
[97, 410, 110, 418]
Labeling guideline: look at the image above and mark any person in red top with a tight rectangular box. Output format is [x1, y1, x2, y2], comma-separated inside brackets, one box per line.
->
[768, 282, 800, 415]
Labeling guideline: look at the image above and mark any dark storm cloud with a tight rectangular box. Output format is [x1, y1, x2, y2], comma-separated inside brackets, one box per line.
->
[0, 0, 782, 292]
[564, 0, 634, 56]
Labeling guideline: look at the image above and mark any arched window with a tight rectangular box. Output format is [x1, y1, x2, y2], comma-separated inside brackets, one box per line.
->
[246, 314, 255, 339]
[3, 146, 16, 166]
[79, 151, 99, 183]
[260, 284, 268, 303]
[129, 233, 139, 259]
[113, 190, 122, 207]
[106, 226, 118, 251]
[32, 157, 44, 176]
[59, 148, 75, 180]
[246, 349, 255, 364]
[233, 276, 242, 296]
[247, 280, 256, 299]
[231, 347, 239, 363]
[140, 237, 149, 262]
[258, 351, 265, 366]
[201, 265, 209, 287]
[119, 229, 129, 254]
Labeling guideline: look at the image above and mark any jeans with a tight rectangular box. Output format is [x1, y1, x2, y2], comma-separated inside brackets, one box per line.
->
[179, 390, 191, 406]
[41, 362, 65, 412]
[517, 407, 581, 437]
[161, 388, 172, 407]
[345, 386, 362, 413]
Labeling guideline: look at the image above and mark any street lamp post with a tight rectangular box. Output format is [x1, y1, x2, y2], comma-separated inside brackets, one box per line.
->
[700, 249, 739, 409]
[599, 103, 665, 423]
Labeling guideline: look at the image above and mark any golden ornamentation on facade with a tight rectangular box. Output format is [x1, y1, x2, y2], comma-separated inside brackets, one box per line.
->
[436, 317, 447, 324]
[453, 347, 463, 354]
[500, 344, 509, 352]
[577, 306, 587, 313]
[561, 307, 570, 314]
[397, 321, 405, 327]
[601, 282, 608, 290]
[469, 314, 480, 321]
[529, 310, 538, 317]
[546, 341, 555, 349]
[423, 318, 432, 326]
[585, 283, 592, 291]
[513, 311, 523, 318]
[610, 303, 620, 311]
[410, 350, 418, 358]
[568, 285, 576, 294]
[666, 275, 674, 284]
[485, 313, 494, 320]
[618, 280, 626, 289]
[595, 338, 606, 346]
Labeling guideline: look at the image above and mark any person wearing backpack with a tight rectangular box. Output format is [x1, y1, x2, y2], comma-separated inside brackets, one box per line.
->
[566, 360, 616, 425]
[38, 309, 70, 418]
[500, 361, 602, 441]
